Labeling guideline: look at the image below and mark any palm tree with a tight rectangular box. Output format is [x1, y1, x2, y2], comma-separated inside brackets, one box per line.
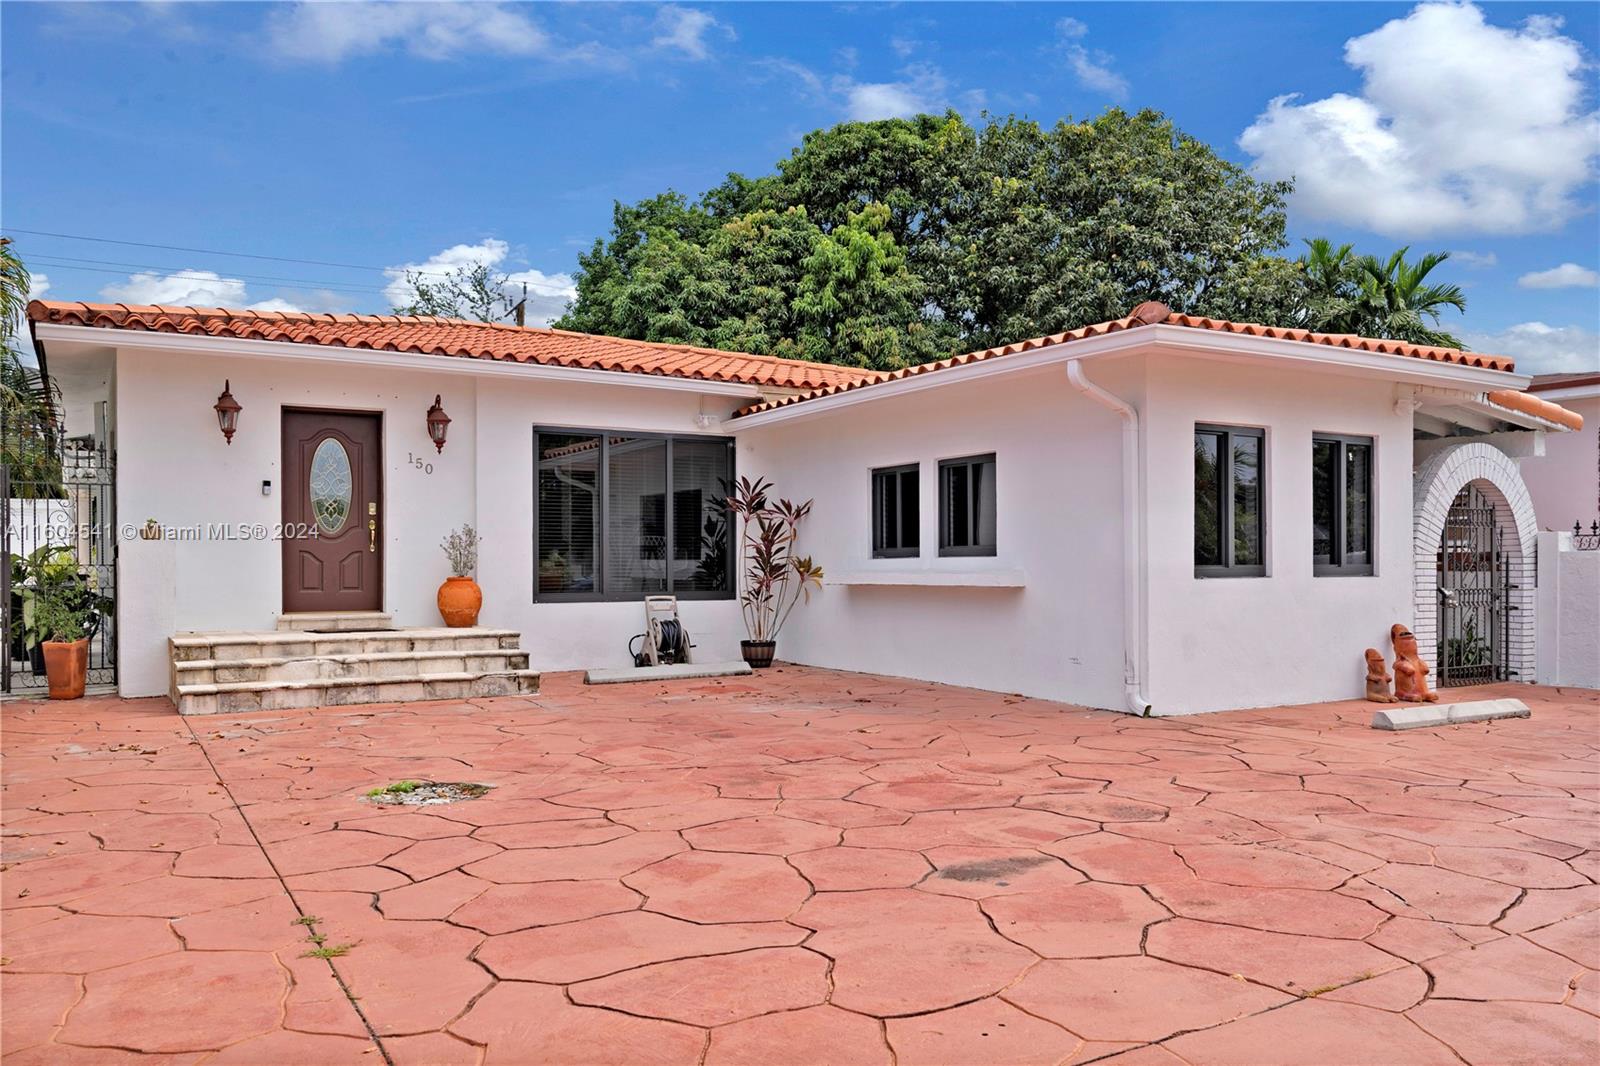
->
[1351, 248, 1467, 349]
[1297, 238, 1359, 334]
[1, 238, 63, 486]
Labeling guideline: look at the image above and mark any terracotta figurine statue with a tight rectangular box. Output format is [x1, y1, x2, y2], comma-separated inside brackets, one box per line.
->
[1364, 648, 1397, 703]
[1390, 624, 1439, 703]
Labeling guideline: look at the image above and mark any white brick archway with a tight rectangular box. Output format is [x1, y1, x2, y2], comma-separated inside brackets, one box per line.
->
[1413, 443, 1538, 682]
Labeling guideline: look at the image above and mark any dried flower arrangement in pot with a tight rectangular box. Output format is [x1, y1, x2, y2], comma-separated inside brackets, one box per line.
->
[437, 525, 482, 628]
[726, 476, 823, 668]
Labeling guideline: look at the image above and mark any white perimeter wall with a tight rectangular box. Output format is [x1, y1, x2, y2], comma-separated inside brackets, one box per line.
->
[1520, 396, 1598, 531]
[1141, 355, 1415, 714]
[738, 364, 1131, 709]
[112, 345, 745, 696]
[1536, 531, 1600, 689]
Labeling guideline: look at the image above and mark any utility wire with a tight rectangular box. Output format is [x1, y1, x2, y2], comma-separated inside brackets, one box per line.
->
[4, 226, 485, 281]
[27, 254, 394, 297]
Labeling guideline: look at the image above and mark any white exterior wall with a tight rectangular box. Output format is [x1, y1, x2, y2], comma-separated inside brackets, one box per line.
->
[1141, 355, 1415, 714]
[1520, 396, 1598, 530]
[111, 345, 745, 696]
[1535, 531, 1600, 689]
[738, 364, 1132, 710]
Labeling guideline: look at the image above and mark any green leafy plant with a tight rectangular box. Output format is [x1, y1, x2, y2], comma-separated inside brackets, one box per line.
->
[725, 476, 823, 643]
[365, 780, 424, 798]
[9, 546, 110, 649]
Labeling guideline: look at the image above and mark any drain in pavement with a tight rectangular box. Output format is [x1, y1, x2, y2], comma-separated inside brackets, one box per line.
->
[362, 780, 494, 806]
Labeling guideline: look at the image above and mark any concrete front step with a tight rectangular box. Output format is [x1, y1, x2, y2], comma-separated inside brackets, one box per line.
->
[170, 627, 521, 663]
[173, 648, 531, 685]
[276, 611, 395, 632]
[175, 669, 541, 715]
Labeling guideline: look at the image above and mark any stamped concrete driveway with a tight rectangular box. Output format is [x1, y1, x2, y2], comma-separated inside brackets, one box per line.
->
[3, 669, 1597, 1065]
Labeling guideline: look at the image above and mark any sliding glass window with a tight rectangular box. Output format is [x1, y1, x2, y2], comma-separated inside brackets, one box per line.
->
[1194, 424, 1266, 577]
[535, 430, 734, 601]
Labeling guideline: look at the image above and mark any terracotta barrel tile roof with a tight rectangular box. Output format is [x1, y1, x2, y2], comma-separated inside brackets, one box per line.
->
[732, 301, 1524, 418]
[1528, 371, 1600, 393]
[1485, 389, 1585, 431]
[26, 301, 883, 392]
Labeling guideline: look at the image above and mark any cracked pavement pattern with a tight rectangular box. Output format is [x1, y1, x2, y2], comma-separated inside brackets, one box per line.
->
[2, 669, 1597, 1065]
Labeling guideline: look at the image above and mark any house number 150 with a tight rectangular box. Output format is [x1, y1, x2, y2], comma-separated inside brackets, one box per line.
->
[406, 453, 435, 475]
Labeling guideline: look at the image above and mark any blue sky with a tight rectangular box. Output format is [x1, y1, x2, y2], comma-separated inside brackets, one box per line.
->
[4, 1, 1597, 372]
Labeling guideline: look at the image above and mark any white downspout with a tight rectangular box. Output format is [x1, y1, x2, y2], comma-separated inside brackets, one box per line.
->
[1066, 360, 1152, 716]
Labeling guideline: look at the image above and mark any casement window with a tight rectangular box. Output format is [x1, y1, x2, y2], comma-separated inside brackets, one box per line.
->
[1194, 424, 1266, 577]
[534, 429, 734, 601]
[939, 453, 997, 557]
[1313, 433, 1375, 576]
[872, 464, 920, 558]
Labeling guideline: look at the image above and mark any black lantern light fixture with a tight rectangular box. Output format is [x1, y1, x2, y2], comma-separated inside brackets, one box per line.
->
[214, 380, 242, 445]
[426, 394, 451, 454]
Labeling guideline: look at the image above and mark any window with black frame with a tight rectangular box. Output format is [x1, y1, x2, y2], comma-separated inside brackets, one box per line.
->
[535, 430, 734, 600]
[872, 463, 920, 558]
[1313, 433, 1374, 576]
[1194, 424, 1265, 577]
[939, 453, 996, 557]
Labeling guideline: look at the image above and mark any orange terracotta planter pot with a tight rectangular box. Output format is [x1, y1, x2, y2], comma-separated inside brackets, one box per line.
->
[437, 576, 483, 628]
[42, 638, 89, 700]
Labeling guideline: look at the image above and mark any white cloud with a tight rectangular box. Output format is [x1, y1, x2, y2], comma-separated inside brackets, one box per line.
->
[26, 273, 50, 301]
[384, 239, 576, 326]
[837, 64, 948, 121]
[1239, 3, 1599, 236]
[267, 2, 547, 63]
[651, 6, 729, 61]
[97, 269, 311, 312]
[1465, 321, 1600, 375]
[1518, 263, 1600, 289]
[101, 269, 249, 306]
[1451, 251, 1498, 269]
[1055, 18, 1127, 100]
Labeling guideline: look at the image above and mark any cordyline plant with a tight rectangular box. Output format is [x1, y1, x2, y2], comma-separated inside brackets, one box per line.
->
[725, 476, 822, 642]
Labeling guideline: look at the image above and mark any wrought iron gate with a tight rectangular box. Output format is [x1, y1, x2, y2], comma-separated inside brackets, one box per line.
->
[1436, 484, 1508, 687]
[2, 440, 118, 694]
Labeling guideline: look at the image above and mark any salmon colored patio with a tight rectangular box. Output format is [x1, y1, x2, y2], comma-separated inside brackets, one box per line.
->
[2, 670, 1597, 1065]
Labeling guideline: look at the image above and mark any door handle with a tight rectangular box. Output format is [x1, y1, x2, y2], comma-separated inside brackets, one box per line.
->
[368, 502, 377, 553]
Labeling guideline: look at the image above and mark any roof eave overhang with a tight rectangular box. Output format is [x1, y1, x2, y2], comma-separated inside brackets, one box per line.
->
[1528, 383, 1600, 403]
[732, 323, 1529, 429]
[32, 322, 768, 401]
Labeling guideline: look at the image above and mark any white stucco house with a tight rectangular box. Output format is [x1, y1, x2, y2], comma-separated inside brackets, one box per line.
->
[17, 298, 1587, 715]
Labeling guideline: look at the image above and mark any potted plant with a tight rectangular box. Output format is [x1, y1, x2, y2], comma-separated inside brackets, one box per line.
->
[437, 525, 482, 628]
[9, 546, 107, 676]
[31, 577, 99, 699]
[726, 476, 823, 668]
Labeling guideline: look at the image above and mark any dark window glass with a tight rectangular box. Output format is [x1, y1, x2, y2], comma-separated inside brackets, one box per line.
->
[672, 438, 733, 592]
[536, 433, 600, 594]
[1194, 431, 1223, 567]
[1232, 433, 1263, 567]
[939, 454, 997, 557]
[1312, 439, 1336, 561]
[872, 465, 919, 558]
[535, 431, 733, 600]
[1313, 434, 1375, 575]
[1195, 425, 1266, 576]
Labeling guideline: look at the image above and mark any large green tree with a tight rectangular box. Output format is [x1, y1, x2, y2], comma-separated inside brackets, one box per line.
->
[557, 109, 1304, 368]
[1, 238, 62, 485]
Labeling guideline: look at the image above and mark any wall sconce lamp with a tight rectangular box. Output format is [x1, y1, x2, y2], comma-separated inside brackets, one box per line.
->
[214, 380, 242, 445]
[426, 394, 451, 453]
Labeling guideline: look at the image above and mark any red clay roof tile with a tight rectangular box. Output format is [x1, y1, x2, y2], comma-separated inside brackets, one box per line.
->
[1485, 389, 1585, 431]
[26, 301, 883, 392]
[731, 302, 1525, 418]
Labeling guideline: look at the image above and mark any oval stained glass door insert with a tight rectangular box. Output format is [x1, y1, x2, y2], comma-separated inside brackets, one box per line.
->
[309, 438, 354, 534]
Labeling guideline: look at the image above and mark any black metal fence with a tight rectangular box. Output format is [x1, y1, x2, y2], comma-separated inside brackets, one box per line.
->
[2, 440, 117, 694]
[1436, 484, 1508, 687]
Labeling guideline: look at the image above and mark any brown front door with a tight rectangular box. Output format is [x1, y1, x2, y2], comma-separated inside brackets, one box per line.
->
[282, 409, 383, 613]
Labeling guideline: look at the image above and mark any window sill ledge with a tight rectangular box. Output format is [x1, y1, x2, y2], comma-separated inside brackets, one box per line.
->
[827, 569, 1027, 588]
